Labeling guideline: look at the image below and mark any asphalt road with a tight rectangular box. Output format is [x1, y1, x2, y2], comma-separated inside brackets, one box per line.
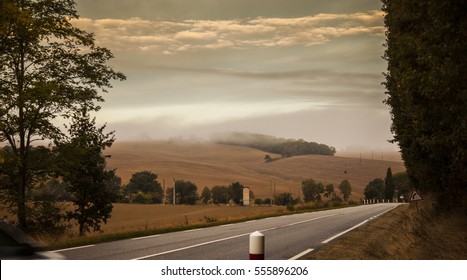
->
[55, 203, 400, 260]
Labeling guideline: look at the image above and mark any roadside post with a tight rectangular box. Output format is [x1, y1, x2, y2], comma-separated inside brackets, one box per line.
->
[249, 231, 265, 260]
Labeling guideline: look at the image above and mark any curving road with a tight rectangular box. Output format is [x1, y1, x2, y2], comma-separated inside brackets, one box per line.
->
[55, 203, 400, 260]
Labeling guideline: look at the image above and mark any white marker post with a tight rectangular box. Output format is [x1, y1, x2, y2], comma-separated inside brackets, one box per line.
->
[249, 231, 265, 260]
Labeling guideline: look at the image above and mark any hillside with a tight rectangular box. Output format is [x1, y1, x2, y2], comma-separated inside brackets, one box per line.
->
[106, 140, 405, 199]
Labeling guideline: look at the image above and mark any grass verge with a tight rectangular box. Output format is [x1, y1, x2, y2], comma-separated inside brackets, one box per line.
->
[304, 200, 467, 259]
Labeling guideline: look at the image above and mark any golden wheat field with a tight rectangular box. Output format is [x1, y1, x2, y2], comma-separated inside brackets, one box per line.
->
[106, 140, 405, 200]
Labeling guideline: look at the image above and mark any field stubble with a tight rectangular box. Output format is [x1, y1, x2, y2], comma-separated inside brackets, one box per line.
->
[106, 140, 405, 199]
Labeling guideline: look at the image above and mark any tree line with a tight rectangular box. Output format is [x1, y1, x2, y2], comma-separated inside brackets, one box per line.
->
[117, 171, 252, 206]
[364, 168, 412, 202]
[213, 132, 336, 158]
[119, 170, 354, 208]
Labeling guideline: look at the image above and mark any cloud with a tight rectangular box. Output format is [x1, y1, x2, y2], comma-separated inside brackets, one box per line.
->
[71, 10, 384, 53]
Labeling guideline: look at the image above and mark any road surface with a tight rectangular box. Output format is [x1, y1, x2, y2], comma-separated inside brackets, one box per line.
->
[55, 203, 400, 260]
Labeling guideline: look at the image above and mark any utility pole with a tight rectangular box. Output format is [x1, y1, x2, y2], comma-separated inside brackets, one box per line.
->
[163, 179, 166, 204]
[270, 180, 273, 206]
[173, 178, 176, 205]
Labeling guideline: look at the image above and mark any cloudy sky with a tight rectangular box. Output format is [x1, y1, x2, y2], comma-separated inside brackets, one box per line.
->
[73, 0, 394, 151]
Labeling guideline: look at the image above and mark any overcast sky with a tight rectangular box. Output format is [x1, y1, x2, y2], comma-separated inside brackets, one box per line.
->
[73, 0, 395, 151]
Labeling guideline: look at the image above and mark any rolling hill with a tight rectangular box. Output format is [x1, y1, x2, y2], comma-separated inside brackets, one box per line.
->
[106, 140, 405, 200]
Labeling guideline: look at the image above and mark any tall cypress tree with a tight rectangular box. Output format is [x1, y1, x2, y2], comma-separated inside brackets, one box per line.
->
[382, 0, 466, 212]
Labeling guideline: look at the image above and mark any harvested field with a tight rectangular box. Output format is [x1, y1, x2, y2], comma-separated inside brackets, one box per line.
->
[106, 140, 405, 199]
[95, 203, 285, 236]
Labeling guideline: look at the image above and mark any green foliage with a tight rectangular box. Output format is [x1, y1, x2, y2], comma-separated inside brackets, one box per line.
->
[166, 180, 198, 205]
[254, 198, 263, 205]
[384, 168, 395, 200]
[210, 185, 229, 204]
[262, 198, 272, 205]
[0, 0, 125, 230]
[301, 178, 324, 202]
[364, 178, 385, 200]
[130, 192, 159, 204]
[200, 186, 211, 204]
[382, 0, 466, 211]
[176, 180, 198, 205]
[323, 184, 338, 200]
[338, 180, 352, 201]
[213, 132, 336, 157]
[207, 182, 250, 205]
[392, 172, 412, 201]
[125, 171, 163, 203]
[274, 192, 297, 206]
[26, 196, 69, 237]
[0, 145, 57, 232]
[229, 182, 244, 205]
[54, 108, 116, 236]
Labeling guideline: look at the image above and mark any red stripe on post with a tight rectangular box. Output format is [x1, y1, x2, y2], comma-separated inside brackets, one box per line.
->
[249, 231, 265, 260]
[249, 253, 265, 260]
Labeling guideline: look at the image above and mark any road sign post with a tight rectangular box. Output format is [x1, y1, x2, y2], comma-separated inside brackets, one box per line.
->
[409, 189, 423, 210]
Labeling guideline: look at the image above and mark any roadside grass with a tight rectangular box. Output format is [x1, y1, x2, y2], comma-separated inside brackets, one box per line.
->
[304, 199, 467, 259]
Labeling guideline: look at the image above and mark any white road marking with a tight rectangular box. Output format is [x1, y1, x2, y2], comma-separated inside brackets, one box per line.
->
[321, 220, 369, 244]
[132, 232, 252, 260]
[287, 214, 337, 226]
[289, 248, 314, 260]
[184, 228, 203, 233]
[132, 213, 337, 259]
[53, 244, 95, 253]
[321, 205, 399, 244]
[132, 234, 161, 241]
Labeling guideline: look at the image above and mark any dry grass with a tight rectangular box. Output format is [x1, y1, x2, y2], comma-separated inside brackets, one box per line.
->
[306, 198, 467, 259]
[26, 203, 287, 245]
[92, 203, 285, 236]
[106, 140, 406, 199]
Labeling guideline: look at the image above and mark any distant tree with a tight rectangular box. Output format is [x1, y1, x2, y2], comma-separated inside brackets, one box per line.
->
[125, 171, 163, 203]
[323, 184, 334, 199]
[165, 187, 174, 204]
[338, 180, 352, 201]
[384, 168, 395, 200]
[382, 0, 466, 211]
[211, 185, 229, 204]
[54, 108, 116, 236]
[274, 192, 296, 206]
[229, 182, 244, 205]
[213, 132, 336, 157]
[201, 186, 211, 204]
[131, 192, 153, 204]
[175, 180, 198, 205]
[364, 178, 385, 200]
[301, 178, 324, 202]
